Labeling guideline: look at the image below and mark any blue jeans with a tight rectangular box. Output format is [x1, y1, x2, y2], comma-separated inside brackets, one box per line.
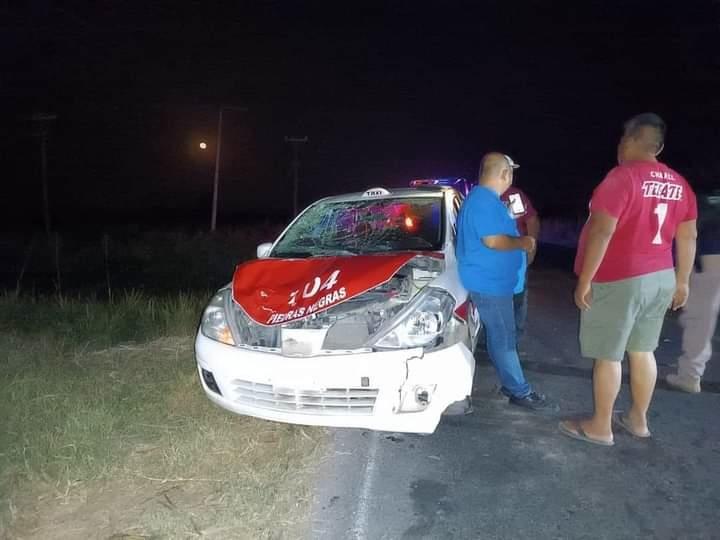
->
[513, 288, 528, 340]
[470, 291, 531, 399]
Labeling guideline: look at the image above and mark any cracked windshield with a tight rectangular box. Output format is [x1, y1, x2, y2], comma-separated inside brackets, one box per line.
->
[272, 196, 444, 257]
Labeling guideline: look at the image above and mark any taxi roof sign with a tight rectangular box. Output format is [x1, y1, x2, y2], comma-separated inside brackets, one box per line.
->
[362, 187, 391, 197]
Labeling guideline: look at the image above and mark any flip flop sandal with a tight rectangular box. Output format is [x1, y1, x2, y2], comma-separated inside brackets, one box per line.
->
[613, 413, 652, 439]
[558, 420, 614, 447]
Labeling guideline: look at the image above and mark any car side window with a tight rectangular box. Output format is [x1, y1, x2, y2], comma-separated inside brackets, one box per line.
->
[450, 195, 462, 242]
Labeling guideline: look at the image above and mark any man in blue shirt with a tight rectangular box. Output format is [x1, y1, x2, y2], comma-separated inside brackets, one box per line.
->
[457, 152, 552, 410]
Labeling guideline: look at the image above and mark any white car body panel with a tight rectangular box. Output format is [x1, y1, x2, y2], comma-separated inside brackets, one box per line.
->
[195, 332, 474, 434]
[195, 186, 478, 434]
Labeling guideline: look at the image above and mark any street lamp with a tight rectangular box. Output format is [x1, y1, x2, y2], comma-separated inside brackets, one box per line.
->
[210, 105, 247, 232]
[199, 141, 207, 150]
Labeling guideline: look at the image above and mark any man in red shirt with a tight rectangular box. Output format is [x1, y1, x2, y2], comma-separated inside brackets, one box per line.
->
[559, 113, 697, 446]
[501, 185, 540, 339]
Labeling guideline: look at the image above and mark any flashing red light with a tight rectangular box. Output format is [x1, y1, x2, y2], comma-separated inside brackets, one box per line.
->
[403, 215, 419, 232]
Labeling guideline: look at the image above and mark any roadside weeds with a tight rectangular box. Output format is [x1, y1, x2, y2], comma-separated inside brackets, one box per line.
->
[0, 295, 326, 539]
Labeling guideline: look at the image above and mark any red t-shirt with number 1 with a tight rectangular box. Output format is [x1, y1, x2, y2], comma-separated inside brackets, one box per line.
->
[574, 160, 697, 283]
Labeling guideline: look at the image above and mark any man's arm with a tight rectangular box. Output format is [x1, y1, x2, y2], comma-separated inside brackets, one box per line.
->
[526, 215, 540, 240]
[483, 234, 535, 253]
[574, 211, 618, 310]
[672, 220, 698, 310]
[525, 215, 540, 264]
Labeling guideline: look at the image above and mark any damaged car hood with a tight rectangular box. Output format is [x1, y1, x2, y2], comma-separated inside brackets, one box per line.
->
[232, 253, 444, 327]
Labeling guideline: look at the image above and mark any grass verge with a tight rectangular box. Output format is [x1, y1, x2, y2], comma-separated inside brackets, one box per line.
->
[0, 293, 325, 539]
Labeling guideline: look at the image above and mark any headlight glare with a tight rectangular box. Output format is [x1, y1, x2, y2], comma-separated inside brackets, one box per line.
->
[372, 289, 455, 349]
[200, 290, 235, 345]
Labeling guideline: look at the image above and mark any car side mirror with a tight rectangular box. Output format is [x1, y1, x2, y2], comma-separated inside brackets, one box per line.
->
[256, 242, 273, 259]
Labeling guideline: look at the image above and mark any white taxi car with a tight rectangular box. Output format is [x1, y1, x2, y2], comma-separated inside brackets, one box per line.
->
[195, 185, 479, 434]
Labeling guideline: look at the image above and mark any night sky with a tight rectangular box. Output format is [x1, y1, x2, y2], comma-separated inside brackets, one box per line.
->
[2, 1, 720, 230]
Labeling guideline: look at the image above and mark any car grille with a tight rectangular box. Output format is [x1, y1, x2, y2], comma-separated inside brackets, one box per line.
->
[231, 379, 378, 416]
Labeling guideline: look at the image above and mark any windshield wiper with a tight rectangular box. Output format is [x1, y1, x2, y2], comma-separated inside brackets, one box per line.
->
[271, 250, 315, 258]
[315, 247, 357, 256]
[272, 247, 357, 258]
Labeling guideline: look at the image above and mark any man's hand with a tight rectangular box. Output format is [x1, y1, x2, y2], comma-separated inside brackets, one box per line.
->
[672, 282, 690, 311]
[519, 235, 536, 254]
[527, 244, 537, 265]
[574, 279, 592, 310]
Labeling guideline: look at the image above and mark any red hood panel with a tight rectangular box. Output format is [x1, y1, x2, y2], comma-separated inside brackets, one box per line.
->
[232, 253, 418, 326]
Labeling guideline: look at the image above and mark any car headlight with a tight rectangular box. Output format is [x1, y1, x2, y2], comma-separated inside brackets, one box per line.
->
[370, 288, 455, 350]
[200, 289, 236, 345]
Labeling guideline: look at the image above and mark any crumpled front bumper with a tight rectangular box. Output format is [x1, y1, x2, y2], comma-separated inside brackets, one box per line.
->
[194, 332, 474, 434]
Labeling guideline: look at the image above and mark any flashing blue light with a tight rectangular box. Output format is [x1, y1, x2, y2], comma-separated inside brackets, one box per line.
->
[410, 177, 471, 196]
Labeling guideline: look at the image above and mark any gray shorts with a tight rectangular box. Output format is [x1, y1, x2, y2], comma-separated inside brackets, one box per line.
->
[580, 269, 676, 361]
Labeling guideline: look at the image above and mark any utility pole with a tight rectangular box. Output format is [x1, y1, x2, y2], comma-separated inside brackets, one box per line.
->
[284, 136, 308, 216]
[210, 105, 248, 232]
[31, 113, 57, 236]
[210, 108, 223, 232]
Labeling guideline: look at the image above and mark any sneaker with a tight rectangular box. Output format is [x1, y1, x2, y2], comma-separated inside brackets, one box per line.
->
[509, 391, 557, 412]
[666, 373, 701, 394]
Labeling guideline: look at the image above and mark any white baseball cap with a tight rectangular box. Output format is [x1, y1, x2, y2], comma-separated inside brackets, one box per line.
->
[504, 154, 520, 169]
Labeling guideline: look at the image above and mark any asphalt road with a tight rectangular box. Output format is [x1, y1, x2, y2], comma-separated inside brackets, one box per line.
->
[310, 265, 720, 540]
